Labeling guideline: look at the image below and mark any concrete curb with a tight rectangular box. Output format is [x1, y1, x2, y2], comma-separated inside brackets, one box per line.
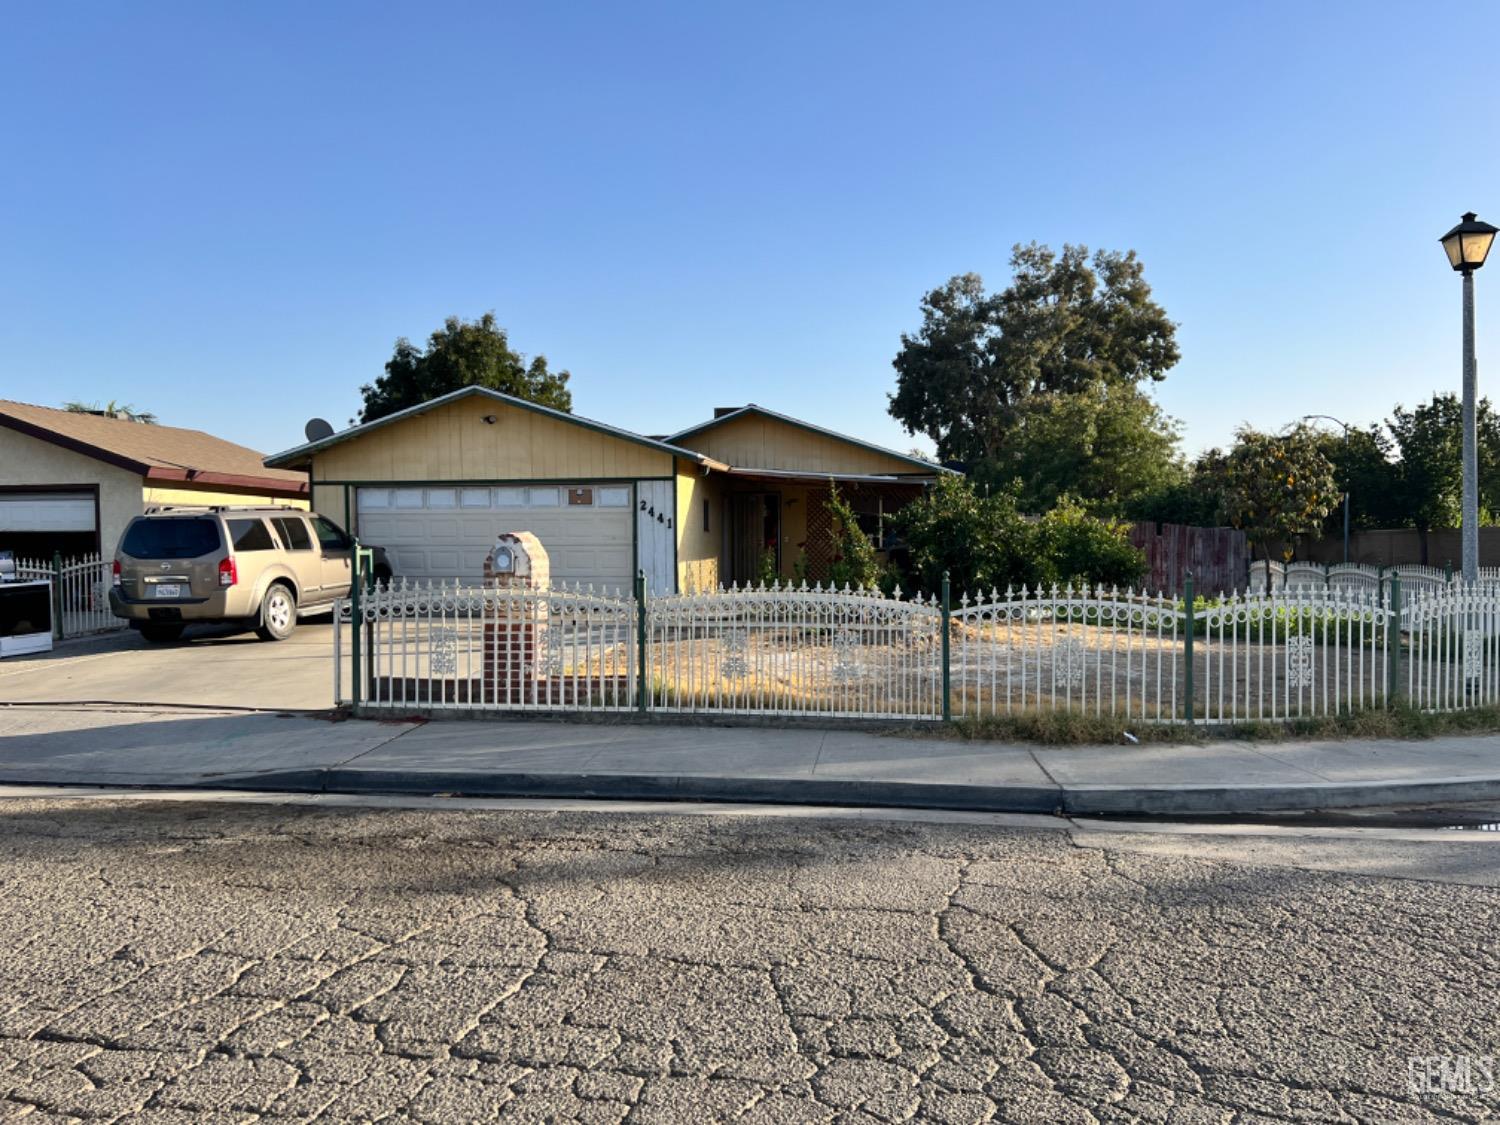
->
[171, 767, 1500, 816]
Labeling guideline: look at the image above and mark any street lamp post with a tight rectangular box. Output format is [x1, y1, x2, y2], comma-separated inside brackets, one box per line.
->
[1440, 212, 1498, 585]
[1303, 414, 1351, 563]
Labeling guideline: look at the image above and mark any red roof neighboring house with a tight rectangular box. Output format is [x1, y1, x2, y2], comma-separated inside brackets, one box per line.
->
[0, 400, 307, 497]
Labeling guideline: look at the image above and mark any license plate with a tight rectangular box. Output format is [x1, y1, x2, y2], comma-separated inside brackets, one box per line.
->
[154, 584, 182, 599]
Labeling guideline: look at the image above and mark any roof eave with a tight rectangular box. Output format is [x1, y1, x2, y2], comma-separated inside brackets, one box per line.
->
[0, 412, 151, 475]
[142, 466, 308, 497]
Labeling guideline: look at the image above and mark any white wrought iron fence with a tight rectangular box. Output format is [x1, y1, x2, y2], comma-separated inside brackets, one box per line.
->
[1193, 588, 1391, 723]
[343, 579, 637, 712]
[646, 584, 943, 719]
[950, 587, 1180, 722]
[1247, 560, 1474, 600]
[14, 554, 124, 638]
[1403, 584, 1500, 712]
[335, 574, 1500, 724]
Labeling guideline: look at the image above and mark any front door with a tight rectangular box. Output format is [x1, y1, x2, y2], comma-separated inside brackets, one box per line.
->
[728, 493, 780, 585]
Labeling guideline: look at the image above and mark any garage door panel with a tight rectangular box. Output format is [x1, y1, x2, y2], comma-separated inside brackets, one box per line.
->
[0, 492, 95, 533]
[358, 484, 633, 590]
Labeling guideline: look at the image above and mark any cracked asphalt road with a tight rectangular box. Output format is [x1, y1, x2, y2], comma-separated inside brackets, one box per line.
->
[0, 799, 1496, 1123]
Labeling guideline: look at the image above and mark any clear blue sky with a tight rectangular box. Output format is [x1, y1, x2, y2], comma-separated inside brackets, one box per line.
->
[2, 2, 1494, 461]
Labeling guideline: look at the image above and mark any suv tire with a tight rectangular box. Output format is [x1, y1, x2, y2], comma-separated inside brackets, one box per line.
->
[139, 623, 185, 644]
[255, 584, 297, 642]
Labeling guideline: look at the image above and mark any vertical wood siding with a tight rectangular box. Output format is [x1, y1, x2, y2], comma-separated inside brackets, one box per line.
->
[678, 413, 921, 475]
[311, 396, 675, 482]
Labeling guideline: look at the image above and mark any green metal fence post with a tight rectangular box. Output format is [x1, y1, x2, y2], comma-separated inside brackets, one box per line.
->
[1182, 573, 1195, 725]
[50, 550, 63, 640]
[940, 570, 951, 722]
[635, 571, 648, 714]
[1387, 575, 1402, 707]
[349, 539, 362, 711]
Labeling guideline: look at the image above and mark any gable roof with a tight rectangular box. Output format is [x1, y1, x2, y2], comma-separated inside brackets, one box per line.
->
[0, 400, 308, 496]
[264, 386, 725, 471]
[667, 404, 952, 475]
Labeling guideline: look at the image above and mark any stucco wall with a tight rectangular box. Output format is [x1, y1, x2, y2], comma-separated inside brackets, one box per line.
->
[675, 462, 723, 592]
[0, 427, 141, 556]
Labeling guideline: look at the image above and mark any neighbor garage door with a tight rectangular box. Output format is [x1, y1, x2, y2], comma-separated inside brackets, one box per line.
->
[0, 491, 96, 534]
[356, 484, 634, 592]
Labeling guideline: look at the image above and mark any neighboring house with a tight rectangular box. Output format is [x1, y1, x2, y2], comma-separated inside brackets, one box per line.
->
[264, 388, 950, 595]
[0, 400, 309, 561]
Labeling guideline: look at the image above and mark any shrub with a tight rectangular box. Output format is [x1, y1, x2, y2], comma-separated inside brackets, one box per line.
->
[1033, 495, 1147, 590]
[895, 477, 1145, 597]
[825, 485, 882, 590]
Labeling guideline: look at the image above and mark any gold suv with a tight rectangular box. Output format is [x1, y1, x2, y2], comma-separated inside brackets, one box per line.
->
[109, 506, 374, 643]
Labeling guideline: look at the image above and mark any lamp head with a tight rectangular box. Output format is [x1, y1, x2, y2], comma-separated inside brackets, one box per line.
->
[1440, 212, 1498, 272]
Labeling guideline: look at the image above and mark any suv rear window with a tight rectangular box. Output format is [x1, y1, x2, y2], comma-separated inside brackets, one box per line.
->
[228, 518, 276, 552]
[120, 518, 221, 560]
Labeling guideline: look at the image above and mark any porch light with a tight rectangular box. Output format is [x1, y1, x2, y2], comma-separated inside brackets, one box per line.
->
[1440, 212, 1498, 272]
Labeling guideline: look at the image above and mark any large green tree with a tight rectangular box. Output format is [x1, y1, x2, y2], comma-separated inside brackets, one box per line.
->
[1387, 393, 1500, 562]
[359, 313, 573, 423]
[985, 382, 1183, 514]
[1310, 425, 1401, 535]
[1126, 447, 1232, 527]
[1225, 425, 1339, 572]
[888, 244, 1181, 505]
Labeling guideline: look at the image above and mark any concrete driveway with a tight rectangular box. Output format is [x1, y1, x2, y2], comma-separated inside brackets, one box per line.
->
[0, 620, 346, 711]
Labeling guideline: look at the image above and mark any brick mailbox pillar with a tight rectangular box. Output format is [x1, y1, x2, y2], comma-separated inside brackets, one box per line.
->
[482, 531, 550, 704]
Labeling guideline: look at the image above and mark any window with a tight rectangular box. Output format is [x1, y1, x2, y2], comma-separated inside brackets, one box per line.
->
[703, 499, 711, 533]
[310, 516, 350, 550]
[359, 488, 390, 509]
[227, 519, 276, 552]
[393, 489, 424, 508]
[120, 518, 220, 560]
[597, 487, 629, 508]
[567, 487, 594, 506]
[272, 517, 313, 551]
[426, 488, 457, 508]
[494, 488, 527, 508]
[460, 488, 492, 508]
[528, 488, 559, 507]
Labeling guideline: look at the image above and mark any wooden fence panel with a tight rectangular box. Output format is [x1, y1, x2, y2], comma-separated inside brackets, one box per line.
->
[1127, 523, 1247, 595]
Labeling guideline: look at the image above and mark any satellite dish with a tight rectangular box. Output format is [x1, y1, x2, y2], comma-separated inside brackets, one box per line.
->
[304, 417, 335, 442]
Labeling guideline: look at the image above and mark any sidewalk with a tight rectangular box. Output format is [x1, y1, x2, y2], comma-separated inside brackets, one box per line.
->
[2, 703, 1500, 814]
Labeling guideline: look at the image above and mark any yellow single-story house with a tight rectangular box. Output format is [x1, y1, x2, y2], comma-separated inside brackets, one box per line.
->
[264, 388, 951, 594]
[0, 400, 309, 561]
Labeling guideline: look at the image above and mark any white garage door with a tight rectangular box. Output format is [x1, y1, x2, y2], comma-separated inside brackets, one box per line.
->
[357, 484, 635, 593]
[0, 491, 95, 533]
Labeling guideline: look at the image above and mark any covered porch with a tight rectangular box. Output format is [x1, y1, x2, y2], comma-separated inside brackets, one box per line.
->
[710, 468, 932, 587]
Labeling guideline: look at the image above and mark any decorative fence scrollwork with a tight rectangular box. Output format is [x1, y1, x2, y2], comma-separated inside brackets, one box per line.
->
[335, 575, 1500, 724]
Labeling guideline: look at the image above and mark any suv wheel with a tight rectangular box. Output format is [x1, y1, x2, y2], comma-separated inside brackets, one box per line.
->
[255, 584, 297, 642]
[139, 623, 184, 644]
